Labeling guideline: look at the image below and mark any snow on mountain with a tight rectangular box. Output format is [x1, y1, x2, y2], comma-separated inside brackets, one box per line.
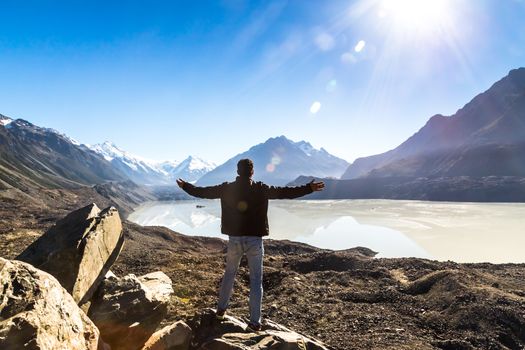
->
[197, 135, 349, 186]
[47, 128, 81, 146]
[88, 142, 172, 185]
[161, 156, 216, 183]
[295, 140, 315, 156]
[87, 142, 215, 185]
[0, 114, 13, 127]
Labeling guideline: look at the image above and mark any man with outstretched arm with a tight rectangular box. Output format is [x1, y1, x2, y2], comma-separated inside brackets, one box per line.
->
[176, 158, 324, 331]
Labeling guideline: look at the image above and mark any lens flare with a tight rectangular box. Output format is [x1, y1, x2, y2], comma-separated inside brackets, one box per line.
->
[354, 40, 366, 52]
[326, 79, 337, 92]
[237, 201, 248, 212]
[310, 101, 321, 114]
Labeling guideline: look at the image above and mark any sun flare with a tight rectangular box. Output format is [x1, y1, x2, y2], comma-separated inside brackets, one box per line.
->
[380, 0, 451, 34]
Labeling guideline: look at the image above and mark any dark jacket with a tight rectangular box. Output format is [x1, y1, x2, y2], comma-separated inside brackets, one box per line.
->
[182, 177, 313, 237]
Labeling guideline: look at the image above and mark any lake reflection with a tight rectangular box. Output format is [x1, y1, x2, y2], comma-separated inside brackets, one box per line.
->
[128, 199, 525, 263]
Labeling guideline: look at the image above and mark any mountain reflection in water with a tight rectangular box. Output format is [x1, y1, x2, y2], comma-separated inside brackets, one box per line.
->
[128, 199, 525, 263]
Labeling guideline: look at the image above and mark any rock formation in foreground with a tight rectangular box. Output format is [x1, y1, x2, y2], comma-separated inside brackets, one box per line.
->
[16, 203, 124, 304]
[88, 271, 174, 350]
[0, 258, 100, 350]
[189, 309, 328, 350]
[141, 321, 192, 350]
[0, 203, 331, 350]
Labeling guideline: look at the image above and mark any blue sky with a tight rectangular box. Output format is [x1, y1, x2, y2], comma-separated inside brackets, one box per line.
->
[1, 0, 524, 164]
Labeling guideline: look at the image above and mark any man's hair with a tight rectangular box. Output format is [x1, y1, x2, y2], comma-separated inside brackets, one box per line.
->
[237, 158, 254, 177]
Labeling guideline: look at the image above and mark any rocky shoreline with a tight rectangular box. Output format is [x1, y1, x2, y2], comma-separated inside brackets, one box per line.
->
[1, 188, 525, 349]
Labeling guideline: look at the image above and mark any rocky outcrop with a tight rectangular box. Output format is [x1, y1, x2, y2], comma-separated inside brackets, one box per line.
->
[189, 310, 328, 350]
[0, 258, 100, 349]
[16, 203, 124, 304]
[141, 321, 192, 350]
[88, 271, 174, 350]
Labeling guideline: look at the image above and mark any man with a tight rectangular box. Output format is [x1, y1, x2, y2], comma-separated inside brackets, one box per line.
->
[176, 158, 324, 330]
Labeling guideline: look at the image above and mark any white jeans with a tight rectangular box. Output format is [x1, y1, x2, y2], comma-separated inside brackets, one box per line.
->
[217, 236, 264, 325]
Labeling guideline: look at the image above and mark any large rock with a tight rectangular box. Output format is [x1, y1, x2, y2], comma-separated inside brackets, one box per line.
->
[190, 310, 329, 350]
[88, 271, 174, 350]
[16, 203, 124, 305]
[0, 258, 100, 349]
[141, 321, 192, 350]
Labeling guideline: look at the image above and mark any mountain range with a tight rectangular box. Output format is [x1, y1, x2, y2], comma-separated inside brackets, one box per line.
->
[0, 115, 217, 190]
[197, 136, 350, 186]
[87, 142, 216, 185]
[81, 137, 347, 186]
[1, 67, 524, 201]
[0, 114, 348, 191]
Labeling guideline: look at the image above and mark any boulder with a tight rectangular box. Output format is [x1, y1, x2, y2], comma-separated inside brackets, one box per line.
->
[141, 321, 192, 350]
[88, 271, 174, 350]
[190, 309, 329, 350]
[16, 203, 124, 305]
[0, 258, 100, 349]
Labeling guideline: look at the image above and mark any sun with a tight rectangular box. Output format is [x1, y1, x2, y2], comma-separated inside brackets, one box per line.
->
[379, 0, 452, 35]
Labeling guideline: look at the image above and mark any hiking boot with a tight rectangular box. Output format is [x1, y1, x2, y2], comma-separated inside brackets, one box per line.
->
[216, 308, 226, 321]
[247, 322, 262, 332]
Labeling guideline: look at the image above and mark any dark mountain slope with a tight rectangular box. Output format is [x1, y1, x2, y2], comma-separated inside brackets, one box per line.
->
[342, 68, 525, 179]
[0, 116, 125, 190]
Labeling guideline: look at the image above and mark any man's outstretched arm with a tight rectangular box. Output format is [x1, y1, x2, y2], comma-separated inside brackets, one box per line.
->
[176, 178, 223, 199]
[265, 179, 325, 199]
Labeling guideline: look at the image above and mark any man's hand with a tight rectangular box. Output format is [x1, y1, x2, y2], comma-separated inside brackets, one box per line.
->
[309, 179, 325, 192]
[176, 178, 186, 189]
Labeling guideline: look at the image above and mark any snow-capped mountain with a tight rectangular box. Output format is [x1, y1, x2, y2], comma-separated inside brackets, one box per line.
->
[0, 117, 125, 190]
[87, 142, 216, 185]
[197, 136, 349, 186]
[0, 114, 13, 127]
[87, 142, 168, 185]
[160, 156, 216, 183]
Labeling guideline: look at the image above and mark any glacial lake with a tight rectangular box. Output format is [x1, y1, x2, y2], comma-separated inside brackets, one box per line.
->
[128, 199, 525, 263]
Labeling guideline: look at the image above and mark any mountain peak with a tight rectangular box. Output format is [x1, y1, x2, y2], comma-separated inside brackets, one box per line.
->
[509, 66, 525, 76]
[102, 140, 118, 148]
[267, 135, 291, 143]
[0, 114, 13, 126]
[295, 140, 315, 156]
[198, 136, 349, 185]
[160, 155, 216, 183]
[90, 142, 126, 161]
[508, 67, 525, 86]
[179, 155, 216, 171]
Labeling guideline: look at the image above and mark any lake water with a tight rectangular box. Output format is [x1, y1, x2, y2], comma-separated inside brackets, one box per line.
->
[128, 199, 525, 263]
